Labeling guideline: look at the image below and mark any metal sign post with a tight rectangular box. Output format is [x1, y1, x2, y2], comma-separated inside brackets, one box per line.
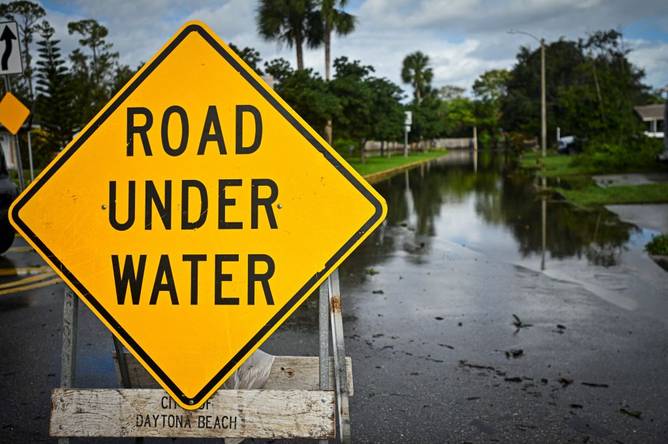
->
[404, 111, 412, 157]
[56, 288, 77, 444]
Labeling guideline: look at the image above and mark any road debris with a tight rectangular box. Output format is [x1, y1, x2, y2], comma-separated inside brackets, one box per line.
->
[512, 314, 533, 330]
[581, 382, 609, 388]
[558, 377, 574, 387]
[505, 348, 524, 359]
[619, 407, 642, 419]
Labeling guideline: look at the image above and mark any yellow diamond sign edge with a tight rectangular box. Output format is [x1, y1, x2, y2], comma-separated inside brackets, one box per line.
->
[9, 21, 387, 410]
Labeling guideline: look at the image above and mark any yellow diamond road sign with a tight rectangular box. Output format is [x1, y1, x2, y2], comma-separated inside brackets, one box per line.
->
[0, 91, 30, 135]
[9, 21, 386, 410]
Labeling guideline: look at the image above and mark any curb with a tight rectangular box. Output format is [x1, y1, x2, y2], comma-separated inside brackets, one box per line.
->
[363, 153, 449, 184]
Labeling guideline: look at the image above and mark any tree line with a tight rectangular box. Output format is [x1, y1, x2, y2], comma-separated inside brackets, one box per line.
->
[0, 0, 663, 170]
[0, 1, 136, 167]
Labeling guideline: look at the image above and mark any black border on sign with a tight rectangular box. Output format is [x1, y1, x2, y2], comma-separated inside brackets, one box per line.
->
[10, 24, 384, 407]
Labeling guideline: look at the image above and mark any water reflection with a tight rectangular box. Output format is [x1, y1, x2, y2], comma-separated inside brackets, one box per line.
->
[357, 150, 635, 269]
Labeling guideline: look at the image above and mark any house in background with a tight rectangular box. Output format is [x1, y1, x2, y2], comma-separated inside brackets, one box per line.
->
[634, 104, 665, 139]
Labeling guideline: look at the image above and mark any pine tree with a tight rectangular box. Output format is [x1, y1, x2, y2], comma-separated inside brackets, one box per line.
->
[34, 21, 75, 158]
[67, 19, 119, 125]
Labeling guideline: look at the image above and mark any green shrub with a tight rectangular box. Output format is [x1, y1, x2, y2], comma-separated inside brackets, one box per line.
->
[646, 234, 668, 256]
[333, 137, 358, 158]
[573, 137, 662, 172]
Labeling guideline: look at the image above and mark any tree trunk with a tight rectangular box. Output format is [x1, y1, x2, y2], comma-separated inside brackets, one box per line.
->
[325, 121, 333, 144]
[591, 60, 604, 122]
[324, 30, 333, 144]
[324, 30, 331, 81]
[20, 23, 34, 131]
[360, 139, 366, 164]
[295, 37, 304, 71]
[21, 31, 33, 101]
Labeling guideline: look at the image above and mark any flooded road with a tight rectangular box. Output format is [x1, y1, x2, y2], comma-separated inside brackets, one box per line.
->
[267, 150, 668, 442]
[1, 150, 667, 442]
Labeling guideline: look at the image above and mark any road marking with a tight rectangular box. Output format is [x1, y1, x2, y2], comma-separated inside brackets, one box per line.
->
[7, 245, 34, 253]
[0, 271, 55, 289]
[0, 276, 61, 296]
[0, 266, 52, 276]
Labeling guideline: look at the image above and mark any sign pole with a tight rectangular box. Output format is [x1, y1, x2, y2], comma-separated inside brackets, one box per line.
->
[319, 279, 331, 444]
[27, 129, 33, 181]
[58, 287, 78, 444]
[328, 270, 351, 443]
[403, 111, 412, 158]
[112, 336, 131, 388]
[404, 126, 409, 157]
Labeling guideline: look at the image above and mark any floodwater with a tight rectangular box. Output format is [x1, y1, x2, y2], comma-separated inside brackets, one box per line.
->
[266, 150, 668, 443]
[2, 150, 668, 443]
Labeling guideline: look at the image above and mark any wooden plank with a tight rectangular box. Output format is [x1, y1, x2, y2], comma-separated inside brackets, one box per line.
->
[114, 354, 353, 396]
[50, 388, 335, 439]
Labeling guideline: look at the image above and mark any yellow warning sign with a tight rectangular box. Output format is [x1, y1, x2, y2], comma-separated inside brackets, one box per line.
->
[0, 91, 29, 134]
[9, 21, 386, 409]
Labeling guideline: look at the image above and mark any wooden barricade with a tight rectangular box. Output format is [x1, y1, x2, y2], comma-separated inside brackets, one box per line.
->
[51, 271, 352, 442]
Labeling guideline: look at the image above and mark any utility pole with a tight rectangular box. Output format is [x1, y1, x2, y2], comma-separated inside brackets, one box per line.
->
[508, 30, 547, 159]
[540, 38, 546, 160]
[539, 38, 547, 271]
[473, 125, 478, 173]
[664, 86, 668, 153]
[509, 29, 548, 270]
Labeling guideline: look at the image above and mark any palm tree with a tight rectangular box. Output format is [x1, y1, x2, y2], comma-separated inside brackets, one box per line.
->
[320, 0, 355, 143]
[320, 0, 355, 81]
[256, 0, 323, 71]
[401, 51, 433, 104]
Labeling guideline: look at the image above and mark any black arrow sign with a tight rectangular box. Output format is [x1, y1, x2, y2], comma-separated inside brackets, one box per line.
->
[1, 25, 17, 71]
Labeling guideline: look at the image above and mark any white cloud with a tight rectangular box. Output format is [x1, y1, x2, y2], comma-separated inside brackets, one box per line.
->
[628, 41, 668, 90]
[29, 0, 668, 94]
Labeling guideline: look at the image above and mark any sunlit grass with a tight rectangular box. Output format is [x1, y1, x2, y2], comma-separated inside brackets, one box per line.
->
[520, 152, 602, 177]
[346, 151, 447, 177]
[558, 183, 668, 207]
[521, 152, 668, 207]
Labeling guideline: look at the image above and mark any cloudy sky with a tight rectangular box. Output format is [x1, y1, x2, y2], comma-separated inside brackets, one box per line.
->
[40, 0, 668, 96]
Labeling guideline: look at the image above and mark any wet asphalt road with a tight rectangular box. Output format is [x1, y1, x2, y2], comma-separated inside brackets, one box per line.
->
[1, 151, 668, 443]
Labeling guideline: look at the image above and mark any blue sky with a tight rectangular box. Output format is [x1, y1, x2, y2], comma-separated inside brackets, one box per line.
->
[39, 0, 668, 95]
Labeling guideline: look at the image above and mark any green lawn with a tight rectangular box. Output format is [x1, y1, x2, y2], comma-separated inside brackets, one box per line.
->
[520, 151, 668, 207]
[520, 152, 603, 177]
[646, 234, 668, 255]
[347, 151, 447, 177]
[558, 183, 668, 207]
